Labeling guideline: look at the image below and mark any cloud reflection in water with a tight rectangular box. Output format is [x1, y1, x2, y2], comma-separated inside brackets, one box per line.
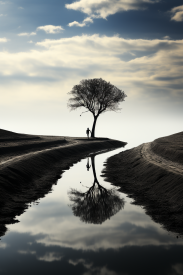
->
[1, 231, 183, 275]
[1, 149, 183, 274]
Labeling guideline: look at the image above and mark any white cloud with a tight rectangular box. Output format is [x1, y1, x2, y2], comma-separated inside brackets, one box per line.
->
[38, 252, 62, 262]
[68, 17, 93, 27]
[18, 7, 24, 9]
[163, 36, 170, 40]
[170, 5, 183, 22]
[18, 250, 36, 255]
[37, 25, 64, 34]
[66, 0, 158, 19]
[68, 259, 92, 269]
[36, 35, 183, 97]
[0, 35, 182, 105]
[18, 32, 36, 37]
[0, 37, 8, 42]
[0, 242, 8, 249]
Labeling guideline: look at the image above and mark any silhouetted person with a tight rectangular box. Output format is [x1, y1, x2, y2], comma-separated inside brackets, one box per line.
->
[86, 158, 91, 171]
[86, 128, 91, 139]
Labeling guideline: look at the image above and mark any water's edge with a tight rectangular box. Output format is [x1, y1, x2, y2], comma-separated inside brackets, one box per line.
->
[102, 132, 183, 237]
[0, 138, 126, 238]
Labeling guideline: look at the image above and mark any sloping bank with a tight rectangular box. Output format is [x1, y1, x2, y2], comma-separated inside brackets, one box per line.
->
[103, 132, 183, 237]
[0, 129, 126, 238]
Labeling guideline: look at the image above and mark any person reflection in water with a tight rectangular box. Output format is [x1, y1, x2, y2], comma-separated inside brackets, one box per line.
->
[68, 154, 125, 224]
[86, 158, 91, 171]
[86, 128, 91, 139]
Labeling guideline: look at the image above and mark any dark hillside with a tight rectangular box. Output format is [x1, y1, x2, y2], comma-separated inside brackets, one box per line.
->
[151, 131, 183, 165]
[103, 132, 183, 237]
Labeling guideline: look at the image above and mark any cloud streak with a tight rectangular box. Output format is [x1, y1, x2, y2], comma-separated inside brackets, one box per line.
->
[18, 32, 36, 37]
[68, 17, 93, 27]
[66, 0, 159, 20]
[170, 5, 183, 22]
[38, 252, 62, 262]
[37, 25, 64, 34]
[0, 37, 8, 42]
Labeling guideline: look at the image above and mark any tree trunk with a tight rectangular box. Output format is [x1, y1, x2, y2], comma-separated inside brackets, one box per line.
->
[91, 155, 104, 188]
[91, 115, 98, 138]
[91, 156, 97, 182]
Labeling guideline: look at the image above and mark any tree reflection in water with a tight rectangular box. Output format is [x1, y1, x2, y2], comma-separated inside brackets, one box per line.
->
[68, 155, 125, 224]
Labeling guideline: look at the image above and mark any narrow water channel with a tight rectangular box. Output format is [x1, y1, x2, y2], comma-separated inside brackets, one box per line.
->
[0, 148, 183, 275]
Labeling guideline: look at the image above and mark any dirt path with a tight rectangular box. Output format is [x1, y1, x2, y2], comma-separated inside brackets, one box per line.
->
[0, 138, 122, 169]
[141, 142, 183, 175]
[0, 139, 78, 168]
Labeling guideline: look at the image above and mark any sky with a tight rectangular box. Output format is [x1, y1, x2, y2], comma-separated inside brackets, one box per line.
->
[0, 0, 183, 145]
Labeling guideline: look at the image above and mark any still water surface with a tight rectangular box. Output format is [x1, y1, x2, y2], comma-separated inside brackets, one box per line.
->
[0, 148, 183, 275]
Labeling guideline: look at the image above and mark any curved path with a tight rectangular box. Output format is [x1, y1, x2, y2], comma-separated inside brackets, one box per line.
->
[141, 142, 183, 176]
[0, 138, 119, 169]
[0, 140, 77, 168]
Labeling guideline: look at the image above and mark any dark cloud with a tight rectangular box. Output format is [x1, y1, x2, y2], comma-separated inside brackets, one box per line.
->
[155, 76, 183, 82]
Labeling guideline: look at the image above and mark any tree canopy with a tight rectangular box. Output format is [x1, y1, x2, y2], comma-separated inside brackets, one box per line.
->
[68, 78, 127, 137]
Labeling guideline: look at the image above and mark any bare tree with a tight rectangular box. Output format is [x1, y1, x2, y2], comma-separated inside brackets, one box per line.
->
[68, 78, 127, 137]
